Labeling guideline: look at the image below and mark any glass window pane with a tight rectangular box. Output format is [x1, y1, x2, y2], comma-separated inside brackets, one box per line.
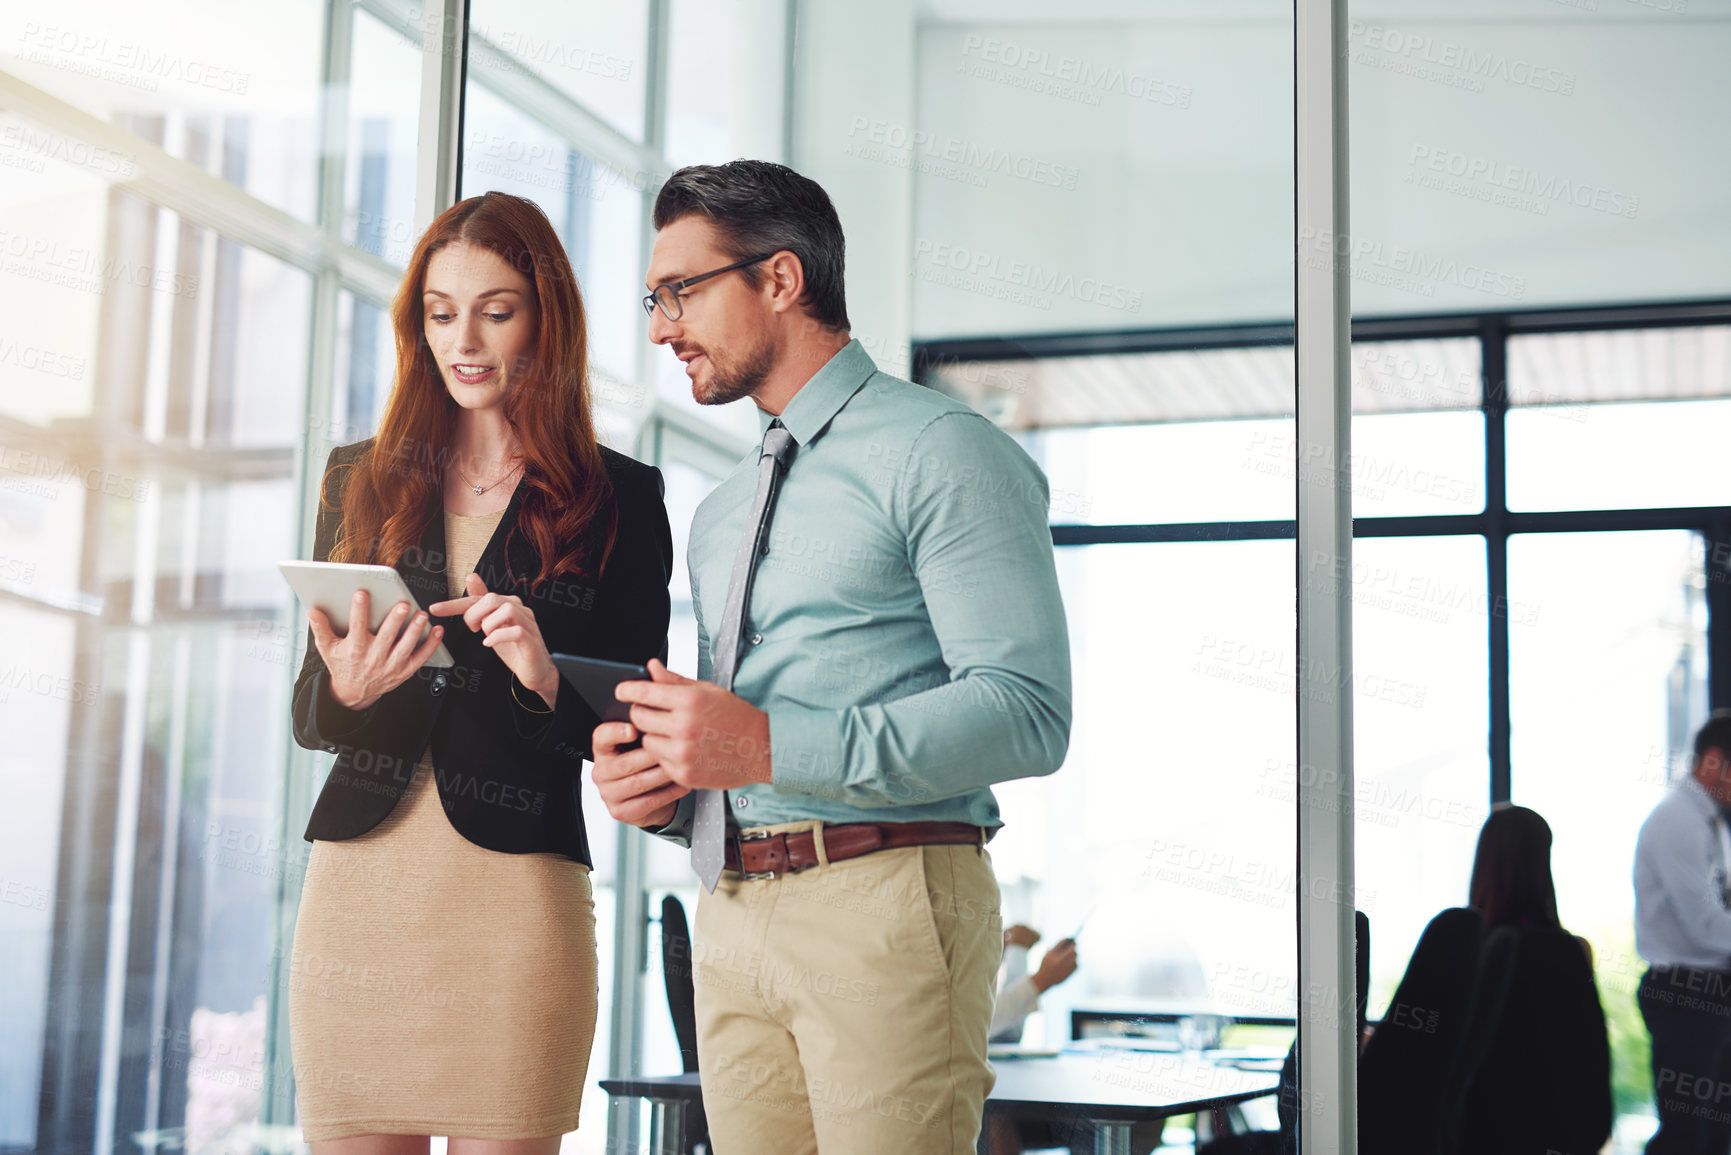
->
[1508, 325, 1731, 511]
[665, 0, 735, 167]
[1, 1, 323, 220]
[990, 540, 1297, 1040]
[662, 460, 717, 681]
[928, 337, 1483, 522]
[1350, 411, 1485, 518]
[1506, 398, 1731, 512]
[220, 247, 313, 447]
[0, 604, 79, 1148]
[461, 85, 587, 232]
[1509, 326, 1731, 406]
[1343, 536, 1490, 1012]
[199, 479, 298, 607]
[1352, 338, 1481, 413]
[1030, 418, 1295, 524]
[3, 78, 314, 1143]
[927, 345, 1295, 429]
[0, 184, 314, 446]
[0, 136, 111, 425]
[638, 459, 718, 1106]
[581, 169, 647, 388]
[575, 780, 619, 1144]
[911, 21, 1290, 335]
[458, 89, 646, 388]
[345, 12, 423, 263]
[1509, 530, 1708, 1132]
[328, 288, 395, 442]
[467, 0, 650, 141]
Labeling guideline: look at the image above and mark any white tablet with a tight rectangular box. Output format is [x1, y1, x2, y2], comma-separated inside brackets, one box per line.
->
[278, 560, 455, 667]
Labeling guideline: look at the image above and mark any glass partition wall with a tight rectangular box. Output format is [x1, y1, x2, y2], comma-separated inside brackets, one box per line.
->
[921, 305, 1731, 1148]
[0, 0, 411, 1149]
[1343, 6, 1731, 1144]
[919, 0, 1731, 1133]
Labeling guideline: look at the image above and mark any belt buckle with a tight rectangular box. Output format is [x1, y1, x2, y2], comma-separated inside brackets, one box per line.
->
[735, 828, 778, 881]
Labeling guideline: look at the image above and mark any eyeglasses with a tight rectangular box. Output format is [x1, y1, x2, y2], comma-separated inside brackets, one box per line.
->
[642, 253, 777, 322]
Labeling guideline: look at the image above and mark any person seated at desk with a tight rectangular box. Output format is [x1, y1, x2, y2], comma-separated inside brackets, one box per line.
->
[1356, 803, 1610, 1155]
[987, 928, 1167, 1155]
[992, 924, 1079, 1042]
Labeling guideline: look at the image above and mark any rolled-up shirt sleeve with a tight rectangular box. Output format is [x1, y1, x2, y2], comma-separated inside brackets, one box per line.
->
[768, 412, 1072, 807]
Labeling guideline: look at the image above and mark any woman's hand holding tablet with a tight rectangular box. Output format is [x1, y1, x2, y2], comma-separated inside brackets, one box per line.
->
[279, 560, 452, 711]
[307, 588, 447, 711]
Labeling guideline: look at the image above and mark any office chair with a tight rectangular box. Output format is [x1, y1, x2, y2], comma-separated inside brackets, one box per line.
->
[1356, 906, 1486, 1155]
[1455, 926, 1613, 1155]
[660, 895, 710, 1154]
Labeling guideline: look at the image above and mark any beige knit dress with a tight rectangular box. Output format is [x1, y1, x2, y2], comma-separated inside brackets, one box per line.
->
[289, 509, 598, 1141]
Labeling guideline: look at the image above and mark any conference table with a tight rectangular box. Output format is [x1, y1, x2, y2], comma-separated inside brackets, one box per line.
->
[1069, 998, 1297, 1042]
[600, 1042, 1282, 1155]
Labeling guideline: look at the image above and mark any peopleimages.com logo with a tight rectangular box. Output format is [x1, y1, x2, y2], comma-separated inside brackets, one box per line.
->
[957, 36, 1194, 110]
[15, 21, 251, 93]
[1296, 227, 1527, 301]
[912, 239, 1142, 314]
[1407, 145, 1640, 219]
[1346, 23, 1576, 96]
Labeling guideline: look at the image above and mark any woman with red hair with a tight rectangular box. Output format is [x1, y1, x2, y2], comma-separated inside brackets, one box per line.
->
[286, 191, 672, 1155]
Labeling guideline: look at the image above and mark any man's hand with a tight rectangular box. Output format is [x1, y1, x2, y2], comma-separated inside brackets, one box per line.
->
[430, 573, 558, 708]
[1032, 939, 1078, 994]
[1004, 925, 1041, 950]
[309, 589, 445, 711]
[616, 659, 773, 791]
[591, 718, 689, 828]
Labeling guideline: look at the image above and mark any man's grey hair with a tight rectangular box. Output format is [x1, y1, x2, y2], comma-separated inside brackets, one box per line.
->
[652, 160, 850, 332]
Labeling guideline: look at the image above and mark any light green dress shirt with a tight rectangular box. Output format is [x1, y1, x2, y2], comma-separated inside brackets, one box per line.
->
[650, 339, 1071, 842]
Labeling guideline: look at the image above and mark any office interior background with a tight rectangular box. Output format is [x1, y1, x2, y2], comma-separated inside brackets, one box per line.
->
[1, 0, 1728, 1151]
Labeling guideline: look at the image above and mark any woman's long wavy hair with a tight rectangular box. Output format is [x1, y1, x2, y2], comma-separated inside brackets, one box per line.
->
[1467, 802, 1562, 930]
[326, 192, 615, 589]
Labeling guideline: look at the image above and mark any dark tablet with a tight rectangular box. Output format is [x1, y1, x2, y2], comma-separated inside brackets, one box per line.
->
[551, 654, 651, 724]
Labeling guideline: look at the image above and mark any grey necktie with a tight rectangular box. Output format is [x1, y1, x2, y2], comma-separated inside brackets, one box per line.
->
[691, 423, 796, 891]
[1714, 813, 1731, 908]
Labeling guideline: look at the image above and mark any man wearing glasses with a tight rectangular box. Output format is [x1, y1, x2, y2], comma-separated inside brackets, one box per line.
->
[591, 159, 1072, 1155]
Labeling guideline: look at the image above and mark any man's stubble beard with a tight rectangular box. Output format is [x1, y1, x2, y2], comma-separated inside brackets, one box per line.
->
[696, 334, 777, 407]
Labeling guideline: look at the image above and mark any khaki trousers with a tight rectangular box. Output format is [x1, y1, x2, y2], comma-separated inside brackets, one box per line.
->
[693, 820, 1002, 1155]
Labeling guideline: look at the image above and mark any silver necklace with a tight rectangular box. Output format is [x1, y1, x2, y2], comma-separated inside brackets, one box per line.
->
[451, 459, 523, 497]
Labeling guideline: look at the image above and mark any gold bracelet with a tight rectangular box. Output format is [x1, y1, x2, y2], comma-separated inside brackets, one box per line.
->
[511, 673, 554, 714]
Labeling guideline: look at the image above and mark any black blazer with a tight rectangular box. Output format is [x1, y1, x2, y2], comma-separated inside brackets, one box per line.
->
[290, 439, 673, 867]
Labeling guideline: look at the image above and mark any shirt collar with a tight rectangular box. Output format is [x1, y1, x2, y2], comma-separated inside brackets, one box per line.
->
[757, 339, 876, 445]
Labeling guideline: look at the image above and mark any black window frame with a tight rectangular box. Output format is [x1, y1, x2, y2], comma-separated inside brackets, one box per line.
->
[913, 296, 1731, 804]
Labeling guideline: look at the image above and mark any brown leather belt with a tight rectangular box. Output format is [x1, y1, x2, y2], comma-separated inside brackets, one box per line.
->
[723, 821, 985, 879]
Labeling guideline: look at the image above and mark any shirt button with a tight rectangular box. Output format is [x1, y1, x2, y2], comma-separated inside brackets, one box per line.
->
[736, 796, 750, 809]
[750, 633, 764, 646]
